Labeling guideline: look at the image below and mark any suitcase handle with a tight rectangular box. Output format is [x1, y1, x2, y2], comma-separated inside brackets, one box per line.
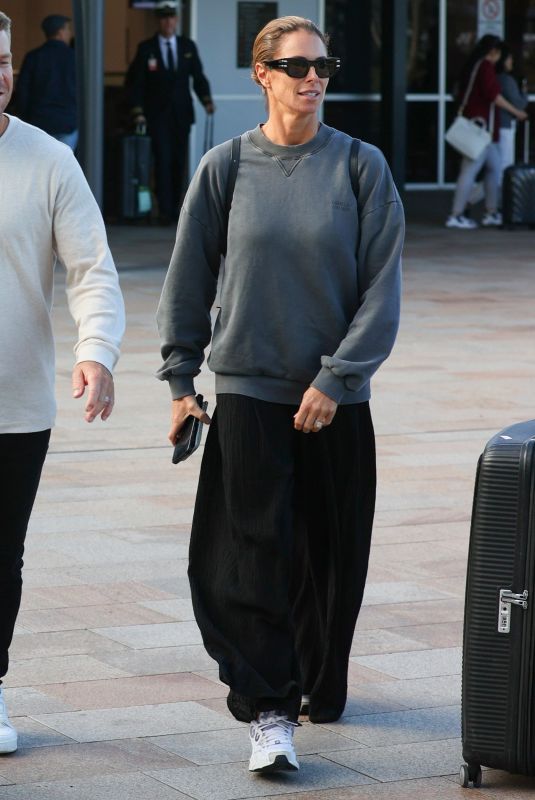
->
[522, 118, 530, 164]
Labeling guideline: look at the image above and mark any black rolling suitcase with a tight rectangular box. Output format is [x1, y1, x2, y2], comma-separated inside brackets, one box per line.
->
[460, 420, 535, 789]
[121, 127, 152, 219]
[502, 121, 535, 228]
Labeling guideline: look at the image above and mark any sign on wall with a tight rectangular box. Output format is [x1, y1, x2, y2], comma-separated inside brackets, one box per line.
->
[237, 2, 278, 68]
[477, 0, 504, 40]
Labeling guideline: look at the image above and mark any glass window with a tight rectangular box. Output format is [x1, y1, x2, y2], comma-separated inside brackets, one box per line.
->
[445, 100, 463, 182]
[506, 1, 535, 92]
[446, 1, 478, 93]
[406, 102, 438, 181]
[407, 0, 439, 93]
[323, 101, 382, 148]
[325, 0, 381, 93]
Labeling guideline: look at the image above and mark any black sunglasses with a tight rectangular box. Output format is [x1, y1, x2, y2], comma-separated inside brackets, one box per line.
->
[264, 56, 341, 79]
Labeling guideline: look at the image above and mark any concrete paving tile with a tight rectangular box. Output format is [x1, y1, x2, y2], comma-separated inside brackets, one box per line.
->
[148, 723, 363, 765]
[39, 673, 227, 710]
[352, 647, 462, 679]
[347, 675, 462, 711]
[32, 701, 242, 742]
[0, 773, 191, 799]
[94, 644, 216, 675]
[93, 621, 203, 648]
[13, 716, 75, 749]
[253, 776, 489, 799]
[145, 755, 375, 799]
[449, 769, 535, 797]
[2, 687, 74, 716]
[19, 603, 176, 632]
[349, 629, 428, 657]
[393, 621, 463, 649]
[322, 705, 461, 747]
[9, 630, 129, 660]
[324, 737, 463, 782]
[0, 740, 191, 783]
[346, 662, 396, 686]
[19, 581, 175, 611]
[361, 582, 453, 606]
[139, 598, 196, 620]
[8, 655, 129, 687]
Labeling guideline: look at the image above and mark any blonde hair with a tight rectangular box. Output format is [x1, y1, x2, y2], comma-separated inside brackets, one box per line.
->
[251, 16, 329, 86]
[0, 11, 11, 41]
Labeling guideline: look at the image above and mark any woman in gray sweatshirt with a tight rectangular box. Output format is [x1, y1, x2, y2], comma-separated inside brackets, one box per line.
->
[496, 45, 529, 180]
[157, 14, 404, 776]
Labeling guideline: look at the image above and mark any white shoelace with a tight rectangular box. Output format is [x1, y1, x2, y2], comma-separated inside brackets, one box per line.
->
[252, 712, 297, 750]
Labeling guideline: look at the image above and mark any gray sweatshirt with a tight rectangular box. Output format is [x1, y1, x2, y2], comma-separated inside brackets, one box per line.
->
[498, 73, 528, 129]
[157, 123, 404, 406]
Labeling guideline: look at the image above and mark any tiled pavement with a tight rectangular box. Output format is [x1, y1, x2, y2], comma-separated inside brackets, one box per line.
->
[2, 221, 535, 798]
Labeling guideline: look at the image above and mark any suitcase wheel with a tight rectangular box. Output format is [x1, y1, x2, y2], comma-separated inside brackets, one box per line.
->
[459, 763, 482, 789]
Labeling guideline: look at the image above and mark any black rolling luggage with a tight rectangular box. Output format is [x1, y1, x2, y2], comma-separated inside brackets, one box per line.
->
[460, 420, 535, 789]
[121, 127, 152, 219]
[502, 121, 535, 228]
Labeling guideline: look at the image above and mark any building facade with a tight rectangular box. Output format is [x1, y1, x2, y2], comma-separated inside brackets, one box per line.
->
[4, 0, 535, 192]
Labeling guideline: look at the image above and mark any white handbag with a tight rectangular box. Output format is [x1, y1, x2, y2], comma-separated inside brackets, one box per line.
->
[445, 61, 494, 160]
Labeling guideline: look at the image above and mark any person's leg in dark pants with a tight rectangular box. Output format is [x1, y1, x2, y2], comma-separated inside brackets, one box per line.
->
[291, 402, 376, 723]
[170, 119, 190, 214]
[149, 114, 175, 222]
[189, 396, 302, 724]
[0, 430, 51, 683]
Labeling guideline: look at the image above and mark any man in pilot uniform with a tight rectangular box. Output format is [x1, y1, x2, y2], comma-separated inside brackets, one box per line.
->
[126, 0, 214, 224]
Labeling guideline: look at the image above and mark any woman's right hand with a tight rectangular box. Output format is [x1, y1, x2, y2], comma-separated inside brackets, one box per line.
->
[168, 394, 212, 445]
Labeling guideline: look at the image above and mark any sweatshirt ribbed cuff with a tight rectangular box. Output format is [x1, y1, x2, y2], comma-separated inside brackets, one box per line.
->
[75, 345, 117, 374]
[168, 374, 196, 400]
[311, 366, 347, 404]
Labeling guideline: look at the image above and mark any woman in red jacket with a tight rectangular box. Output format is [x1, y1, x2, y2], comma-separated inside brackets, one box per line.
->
[446, 35, 528, 230]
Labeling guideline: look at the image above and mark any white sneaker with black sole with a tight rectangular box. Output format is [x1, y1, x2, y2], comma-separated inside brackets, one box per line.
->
[481, 211, 502, 227]
[249, 710, 299, 773]
[0, 687, 17, 754]
[445, 214, 478, 229]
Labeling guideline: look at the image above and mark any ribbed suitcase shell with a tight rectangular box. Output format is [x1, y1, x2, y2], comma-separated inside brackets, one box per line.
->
[462, 420, 535, 779]
[121, 135, 152, 219]
[502, 165, 535, 227]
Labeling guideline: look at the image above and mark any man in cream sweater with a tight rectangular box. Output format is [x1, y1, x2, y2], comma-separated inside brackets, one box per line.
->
[0, 12, 125, 753]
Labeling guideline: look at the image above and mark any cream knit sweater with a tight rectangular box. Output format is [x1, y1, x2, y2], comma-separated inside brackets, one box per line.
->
[0, 116, 125, 433]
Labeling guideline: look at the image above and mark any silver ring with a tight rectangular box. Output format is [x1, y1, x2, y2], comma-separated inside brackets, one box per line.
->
[313, 419, 324, 430]
[101, 395, 111, 404]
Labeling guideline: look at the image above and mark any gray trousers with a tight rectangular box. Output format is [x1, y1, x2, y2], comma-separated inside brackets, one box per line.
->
[451, 142, 502, 216]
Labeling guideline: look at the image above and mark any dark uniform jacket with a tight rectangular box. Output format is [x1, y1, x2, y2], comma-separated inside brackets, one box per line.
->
[15, 40, 76, 135]
[126, 35, 212, 126]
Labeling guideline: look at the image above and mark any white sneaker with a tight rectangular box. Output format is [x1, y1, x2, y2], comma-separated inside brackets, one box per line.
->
[481, 211, 503, 227]
[249, 711, 299, 773]
[0, 687, 17, 754]
[445, 214, 478, 229]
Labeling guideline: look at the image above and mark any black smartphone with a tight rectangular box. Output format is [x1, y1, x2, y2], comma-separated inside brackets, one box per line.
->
[172, 394, 208, 464]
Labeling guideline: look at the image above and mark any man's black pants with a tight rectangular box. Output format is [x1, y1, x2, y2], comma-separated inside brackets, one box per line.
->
[149, 112, 190, 220]
[189, 396, 376, 724]
[0, 430, 50, 680]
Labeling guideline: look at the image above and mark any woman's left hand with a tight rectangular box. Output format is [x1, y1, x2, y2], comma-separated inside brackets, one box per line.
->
[294, 387, 338, 433]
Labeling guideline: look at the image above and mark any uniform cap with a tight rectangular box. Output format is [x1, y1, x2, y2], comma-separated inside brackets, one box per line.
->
[41, 14, 71, 38]
[155, 1, 178, 16]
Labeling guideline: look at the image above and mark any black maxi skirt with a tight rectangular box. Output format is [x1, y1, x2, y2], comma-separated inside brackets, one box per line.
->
[188, 394, 376, 724]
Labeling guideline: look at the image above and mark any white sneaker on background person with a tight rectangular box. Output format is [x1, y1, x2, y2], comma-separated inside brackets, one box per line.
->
[249, 710, 299, 773]
[481, 211, 503, 226]
[445, 214, 478, 229]
[0, 687, 17, 753]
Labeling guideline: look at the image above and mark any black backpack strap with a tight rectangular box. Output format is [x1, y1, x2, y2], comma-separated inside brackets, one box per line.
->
[222, 135, 241, 255]
[349, 138, 361, 207]
[350, 138, 362, 255]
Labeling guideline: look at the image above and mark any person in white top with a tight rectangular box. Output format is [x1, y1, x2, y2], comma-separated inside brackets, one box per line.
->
[0, 11, 125, 754]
